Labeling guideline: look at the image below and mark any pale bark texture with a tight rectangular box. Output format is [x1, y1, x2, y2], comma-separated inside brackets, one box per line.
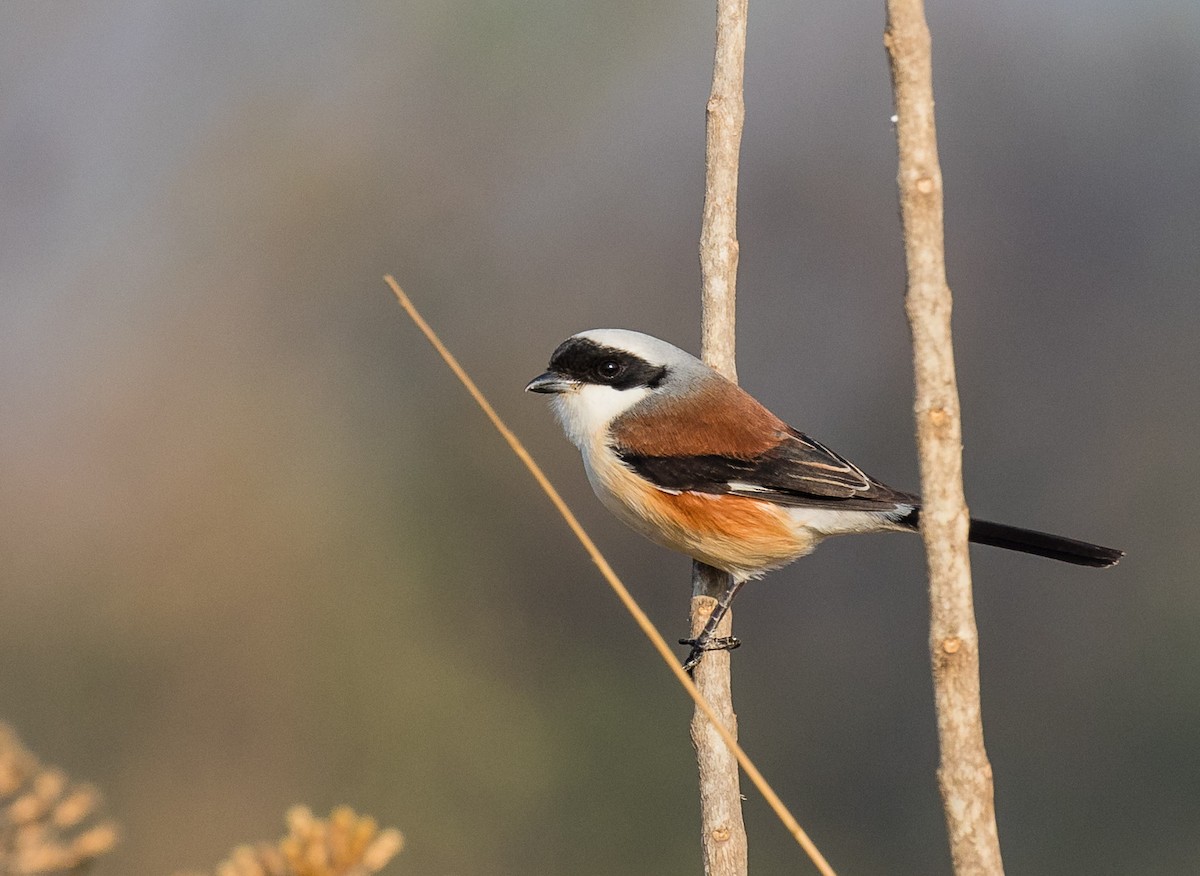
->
[884, 2, 1006, 874]
[691, 0, 750, 874]
[689, 564, 749, 876]
[699, 0, 747, 381]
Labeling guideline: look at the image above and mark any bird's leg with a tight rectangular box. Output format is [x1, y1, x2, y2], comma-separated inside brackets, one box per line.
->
[680, 576, 746, 673]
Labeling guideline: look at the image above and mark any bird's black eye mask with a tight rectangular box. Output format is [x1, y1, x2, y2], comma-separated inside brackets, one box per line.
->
[547, 338, 669, 390]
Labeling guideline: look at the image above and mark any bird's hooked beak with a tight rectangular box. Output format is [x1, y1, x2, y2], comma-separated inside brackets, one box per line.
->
[525, 371, 577, 394]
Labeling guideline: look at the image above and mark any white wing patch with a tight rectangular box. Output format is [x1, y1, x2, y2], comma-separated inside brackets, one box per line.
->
[726, 480, 771, 493]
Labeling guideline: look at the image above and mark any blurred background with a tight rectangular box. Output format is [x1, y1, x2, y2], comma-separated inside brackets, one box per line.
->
[1, 2, 1196, 874]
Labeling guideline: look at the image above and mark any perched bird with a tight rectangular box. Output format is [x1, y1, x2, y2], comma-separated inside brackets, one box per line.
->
[526, 329, 1122, 671]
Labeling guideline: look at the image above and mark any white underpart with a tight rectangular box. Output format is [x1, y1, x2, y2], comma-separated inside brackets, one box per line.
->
[788, 504, 914, 537]
[549, 382, 648, 451]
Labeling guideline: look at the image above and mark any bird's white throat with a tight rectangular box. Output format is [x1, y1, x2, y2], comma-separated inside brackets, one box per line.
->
[549, 383, 649, 450]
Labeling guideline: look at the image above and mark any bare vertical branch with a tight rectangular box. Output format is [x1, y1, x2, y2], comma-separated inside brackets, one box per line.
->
[692, 1, 750, 875]
[688, 563, 748, 876]
[884, 2, 1005, 874]
[699, 0, 747, 382]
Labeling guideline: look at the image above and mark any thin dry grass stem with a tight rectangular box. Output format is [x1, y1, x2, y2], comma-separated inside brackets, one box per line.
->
[884, 0, 1005, 872]
[181, 806, 403, 876]
[384, 275, 835, 875]
[0, 722, 119, 875]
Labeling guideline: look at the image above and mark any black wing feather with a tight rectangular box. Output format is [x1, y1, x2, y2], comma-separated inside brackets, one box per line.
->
[616, 429, 917, 512]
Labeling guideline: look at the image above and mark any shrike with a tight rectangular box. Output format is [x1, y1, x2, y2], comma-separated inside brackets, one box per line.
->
[527, 329, 1122, 671]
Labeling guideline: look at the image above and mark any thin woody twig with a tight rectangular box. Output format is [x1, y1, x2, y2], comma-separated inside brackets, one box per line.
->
[699, 0, 747, 382]
[884, 3, 1005, 874]
[692, 0, 750, 874]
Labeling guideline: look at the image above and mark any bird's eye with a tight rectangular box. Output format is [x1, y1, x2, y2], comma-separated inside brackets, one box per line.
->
[595, 359, 624, 381]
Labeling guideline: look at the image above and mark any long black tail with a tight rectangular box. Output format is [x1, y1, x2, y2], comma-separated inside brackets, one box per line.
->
[901, 509, 1123, 568]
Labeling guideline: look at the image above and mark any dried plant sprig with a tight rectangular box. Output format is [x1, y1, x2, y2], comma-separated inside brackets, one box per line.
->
[195, 806, 403, 876]
[0, 722, 119, 875]
[281, 805, 402, 876]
